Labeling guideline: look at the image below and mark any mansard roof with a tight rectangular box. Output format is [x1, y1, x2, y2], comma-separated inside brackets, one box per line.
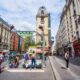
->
[36, 6, 48, 17]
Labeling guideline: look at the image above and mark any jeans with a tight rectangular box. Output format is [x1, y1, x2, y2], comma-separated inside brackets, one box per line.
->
[66, 59, 69, 68]
[31, 58, 36, 68]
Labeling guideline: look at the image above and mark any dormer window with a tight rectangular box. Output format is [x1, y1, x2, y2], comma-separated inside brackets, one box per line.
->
[41, 10, 44, 15]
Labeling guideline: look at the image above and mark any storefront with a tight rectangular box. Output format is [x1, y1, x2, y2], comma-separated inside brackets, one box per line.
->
[0, 50, 2, 54]
[73, 40, 80, 57]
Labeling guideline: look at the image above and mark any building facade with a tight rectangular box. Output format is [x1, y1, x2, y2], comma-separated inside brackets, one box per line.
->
[56, 0, 80, 57]
[0, 17, 10, 54]
[10, 31, 26, 54]
[21, 39, 26, 52]
[36, 6, 51, 50]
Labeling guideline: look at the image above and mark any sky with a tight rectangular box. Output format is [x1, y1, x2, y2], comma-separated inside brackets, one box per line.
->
[0, 0, 65, 39]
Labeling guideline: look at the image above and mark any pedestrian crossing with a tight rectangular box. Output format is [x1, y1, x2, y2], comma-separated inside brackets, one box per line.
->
[7, 69, 44, 72]
[4, 59, 43, 73]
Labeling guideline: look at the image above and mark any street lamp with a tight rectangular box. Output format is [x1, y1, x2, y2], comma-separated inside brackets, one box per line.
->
[39, 25, 46, 68]
[7, 25, 14, 65]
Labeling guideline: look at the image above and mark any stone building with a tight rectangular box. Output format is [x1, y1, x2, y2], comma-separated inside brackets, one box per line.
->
[36, 6, 51, 49]
[0, 17, 10, 53]
[56, 0, 80, 56]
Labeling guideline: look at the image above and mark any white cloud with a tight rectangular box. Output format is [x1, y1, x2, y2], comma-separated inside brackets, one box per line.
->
[0, 0, 66, 38]
[13, 20, 35, 31]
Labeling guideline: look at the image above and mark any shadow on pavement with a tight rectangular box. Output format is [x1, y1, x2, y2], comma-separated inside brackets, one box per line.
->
[61, 66, 66, 69]
[55, 55, 80, 66]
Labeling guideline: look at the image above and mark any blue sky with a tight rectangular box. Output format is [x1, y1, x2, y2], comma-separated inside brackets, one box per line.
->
[0, 0, 65, 38]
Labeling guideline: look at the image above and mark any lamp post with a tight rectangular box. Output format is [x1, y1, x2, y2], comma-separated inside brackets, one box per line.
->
[39, 25, 46, 68]
[7, 25, 14, 65]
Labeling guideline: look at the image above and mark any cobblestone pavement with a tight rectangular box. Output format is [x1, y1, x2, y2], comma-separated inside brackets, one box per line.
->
[0, 59, 54, 80]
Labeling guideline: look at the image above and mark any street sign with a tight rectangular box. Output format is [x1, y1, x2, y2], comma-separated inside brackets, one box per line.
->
[17, 31, 34, 38]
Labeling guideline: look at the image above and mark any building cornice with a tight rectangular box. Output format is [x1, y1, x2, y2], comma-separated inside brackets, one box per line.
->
[60, 0, 72, 23]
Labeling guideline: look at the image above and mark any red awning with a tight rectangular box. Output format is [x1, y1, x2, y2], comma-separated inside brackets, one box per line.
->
[36, 49, 42, 54]
[44, 48, 49, 51]
[36, 48, 49, 54]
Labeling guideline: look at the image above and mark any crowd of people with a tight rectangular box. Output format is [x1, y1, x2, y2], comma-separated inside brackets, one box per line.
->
[9, 51, 38, 69]
[0, 53, 8, 73]
[9, 55, 19, 68]
[23, 51, 37, 69]
[0, 50, 44, 71]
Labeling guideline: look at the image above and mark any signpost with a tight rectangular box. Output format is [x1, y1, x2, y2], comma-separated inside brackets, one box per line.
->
[17, 31, 34, 39]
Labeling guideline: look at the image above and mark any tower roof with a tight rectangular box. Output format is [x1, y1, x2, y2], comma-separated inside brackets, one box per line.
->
[36, 6, 48, 17]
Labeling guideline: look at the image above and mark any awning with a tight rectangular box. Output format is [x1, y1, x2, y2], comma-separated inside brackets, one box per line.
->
[43, 48, 49, 51]
[36, 49, 42, 54]
[3, 50, 9, 53]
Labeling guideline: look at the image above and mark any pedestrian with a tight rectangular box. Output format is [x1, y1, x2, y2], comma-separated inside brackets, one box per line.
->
[31, 51, 36, 69]
[65, 51, 70, 69]
[14, 55, 19, 68]
[9, 61, 15, 68]
[24, 52, 29, 65]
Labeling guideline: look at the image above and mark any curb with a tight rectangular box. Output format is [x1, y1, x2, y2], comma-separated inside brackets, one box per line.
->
[49, 56, 61, 80]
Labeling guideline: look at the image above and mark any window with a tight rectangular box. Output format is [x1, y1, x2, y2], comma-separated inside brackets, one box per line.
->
[72, 35, 73, 38]
[0, 27, 1, 36]
[78, 16, 80, 24]
[0, 37, 1, 43]
[74, 10, 76, 17]
[75, 20, 78, 29]
[76, 31, 79, 39]
[73, 0, 75, 8]
[41, 17, 44, 24]
[41, 10, 44, 15]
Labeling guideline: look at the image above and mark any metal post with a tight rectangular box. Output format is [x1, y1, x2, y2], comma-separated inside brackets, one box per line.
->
[42, 30, 46, 68]
[7, 31, 11, 66]
[38, 25, 46, 68]
[7, 25, 14, 67]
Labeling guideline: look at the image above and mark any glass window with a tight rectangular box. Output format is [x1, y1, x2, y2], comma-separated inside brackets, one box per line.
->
[0, 27, 1, 35]
[41, 10, 44, 14]
[41, 17, 44, 24]
[76, 31, 79, 39]
[75, 20, 78, 29]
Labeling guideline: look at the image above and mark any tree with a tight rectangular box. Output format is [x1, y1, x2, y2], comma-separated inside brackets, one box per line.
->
[24, 35, 36, 49]
[36, 41, 42, 46]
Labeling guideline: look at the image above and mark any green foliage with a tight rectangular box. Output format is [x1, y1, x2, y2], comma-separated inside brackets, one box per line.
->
[36, 41, 42, 46]
[24, 35, 36, 49]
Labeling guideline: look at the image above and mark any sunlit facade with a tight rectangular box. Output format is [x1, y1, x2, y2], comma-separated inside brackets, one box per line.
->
[36, 6, 51, 48]
[56, 0, 80, 56]
[0, 17, 10, 53]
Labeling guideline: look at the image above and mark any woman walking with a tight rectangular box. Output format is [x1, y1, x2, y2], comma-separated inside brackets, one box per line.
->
[31, 51, 36, 68]
[65, 51, 70, 69]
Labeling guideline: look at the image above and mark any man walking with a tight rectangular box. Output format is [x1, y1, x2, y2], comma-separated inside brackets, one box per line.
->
[65, 51, 70, 69]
